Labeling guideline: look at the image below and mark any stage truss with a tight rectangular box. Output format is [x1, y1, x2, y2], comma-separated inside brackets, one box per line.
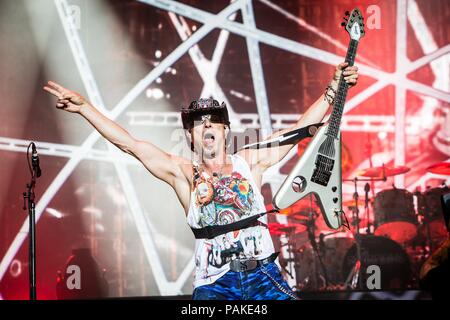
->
[0, 0, 449, 295]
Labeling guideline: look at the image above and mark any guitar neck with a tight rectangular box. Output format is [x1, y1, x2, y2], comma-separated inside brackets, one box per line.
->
[327, 39, 359, 138]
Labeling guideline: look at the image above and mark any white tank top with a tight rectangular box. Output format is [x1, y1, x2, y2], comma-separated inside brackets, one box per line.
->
[187, 154, 275, 289]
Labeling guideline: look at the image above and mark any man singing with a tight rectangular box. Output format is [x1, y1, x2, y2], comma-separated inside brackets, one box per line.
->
[43, 62, 358, 300]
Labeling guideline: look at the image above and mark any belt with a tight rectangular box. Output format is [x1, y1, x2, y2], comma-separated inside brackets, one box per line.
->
[229, 252, 279, 273]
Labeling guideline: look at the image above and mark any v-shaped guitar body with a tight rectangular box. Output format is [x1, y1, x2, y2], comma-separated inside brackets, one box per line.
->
[273, 124, 343, 229]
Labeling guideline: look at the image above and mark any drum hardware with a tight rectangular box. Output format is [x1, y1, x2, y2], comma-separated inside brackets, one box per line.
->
[355, 165, 416, 244]
[288, 194, 339, 290]
[287, 162, 434, 291]
[274, 162, 425, 291]
[414, 188, 433, 255]
[342, 175, 385, 289]
[342, 176, 363, 290]
[293, 230, 354, 290]
[278, 251, 295, 279]
[343, 175, 384, 231]
[363, 183, 372, 234]
[416, 185, 449, 252]
[301, 191, 358, 289]
[268, 222, 302, 280]
[342, 235, 413, 290]
[304, 211, 331, 288]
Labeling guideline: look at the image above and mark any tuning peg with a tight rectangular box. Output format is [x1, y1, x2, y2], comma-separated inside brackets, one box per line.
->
[341, 22, 346, 27]
[345, 11, 350, 16]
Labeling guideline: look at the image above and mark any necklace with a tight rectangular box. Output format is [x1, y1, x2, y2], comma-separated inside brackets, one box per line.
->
[212, 164, 225, 179]
[207, 155, 228, 179]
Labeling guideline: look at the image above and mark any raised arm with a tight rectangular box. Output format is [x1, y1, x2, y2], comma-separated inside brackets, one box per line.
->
[42, 81, 188, 188]
[239, 62, 358, 170]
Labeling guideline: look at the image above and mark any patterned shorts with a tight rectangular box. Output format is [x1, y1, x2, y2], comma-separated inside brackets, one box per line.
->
[192, 262, 298, 300]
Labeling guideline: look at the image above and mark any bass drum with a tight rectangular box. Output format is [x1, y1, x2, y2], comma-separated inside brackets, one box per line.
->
[342, 235, 412, 290]
[373, 188, 418, 244]
[294, 234, 354, 290]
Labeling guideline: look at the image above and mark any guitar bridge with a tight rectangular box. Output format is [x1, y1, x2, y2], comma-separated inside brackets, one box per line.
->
[311, 154, 334, 186]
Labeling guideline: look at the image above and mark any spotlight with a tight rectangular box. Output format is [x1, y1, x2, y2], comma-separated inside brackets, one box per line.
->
[378, 131, 387, 140]
[155, 50, 162, 59]
[95, 223, 105, 233]
[152, 88, 164, 100]
[146, 88, 164, 99]
[46, 208, 63, 219]
[82, 206, 102, 219]
[9, 259, 22, 278]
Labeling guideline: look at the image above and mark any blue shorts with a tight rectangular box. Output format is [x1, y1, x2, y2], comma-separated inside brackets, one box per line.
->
[192, 262, 298, 300]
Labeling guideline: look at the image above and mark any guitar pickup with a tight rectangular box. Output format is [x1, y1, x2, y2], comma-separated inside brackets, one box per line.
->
[315, 154, 335, 171]
[311, 155, 334, 186]
[311, 169, 331, 186]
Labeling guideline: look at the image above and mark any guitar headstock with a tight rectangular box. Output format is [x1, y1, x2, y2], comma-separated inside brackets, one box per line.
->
[341, 8, 365, 41]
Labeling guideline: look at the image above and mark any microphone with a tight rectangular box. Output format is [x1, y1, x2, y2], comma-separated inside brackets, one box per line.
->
[31, 143, 42, 178]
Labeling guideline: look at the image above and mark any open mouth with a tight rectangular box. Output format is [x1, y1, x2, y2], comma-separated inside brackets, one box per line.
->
[203, 132, 215, 146]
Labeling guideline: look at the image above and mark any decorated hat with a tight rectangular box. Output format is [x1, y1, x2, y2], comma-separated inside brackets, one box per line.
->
[181, 98, 230, 130]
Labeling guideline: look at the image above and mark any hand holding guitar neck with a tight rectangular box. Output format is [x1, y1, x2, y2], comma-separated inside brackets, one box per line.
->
[273, 8, 365, 230]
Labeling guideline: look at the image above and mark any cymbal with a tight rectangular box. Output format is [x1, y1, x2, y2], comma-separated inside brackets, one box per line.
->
[357, 165, 410, 178]
[268, 222, 307, 235]
[342, 198, 373, 207]
[281, 199, 320, 216]
[427, 162, 450, 175]
[342, 199, 359, 207]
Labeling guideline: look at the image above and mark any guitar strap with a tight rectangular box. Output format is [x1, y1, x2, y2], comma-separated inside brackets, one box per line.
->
[190, 209, 279, 239]
[191, 123, 324, 239]
[236, 123, 324, 151]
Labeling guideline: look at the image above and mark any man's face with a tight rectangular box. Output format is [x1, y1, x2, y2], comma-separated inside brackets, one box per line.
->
[190, 114, 227, 159]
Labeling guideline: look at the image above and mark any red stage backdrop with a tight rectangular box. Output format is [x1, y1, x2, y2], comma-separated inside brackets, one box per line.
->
[0, 0, 448, 299]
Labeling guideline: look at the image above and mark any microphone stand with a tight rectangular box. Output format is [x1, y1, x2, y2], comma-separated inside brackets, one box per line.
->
[22, 142, 40, 300]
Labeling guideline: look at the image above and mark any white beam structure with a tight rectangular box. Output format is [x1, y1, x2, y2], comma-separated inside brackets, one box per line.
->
[1, 0, 448, 296]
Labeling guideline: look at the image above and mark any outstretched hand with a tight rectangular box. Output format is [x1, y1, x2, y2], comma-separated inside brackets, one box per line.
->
[43, 81, 88, 113]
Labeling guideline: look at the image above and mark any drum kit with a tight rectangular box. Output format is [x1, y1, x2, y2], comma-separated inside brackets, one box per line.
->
[269, 161, 450, 292]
